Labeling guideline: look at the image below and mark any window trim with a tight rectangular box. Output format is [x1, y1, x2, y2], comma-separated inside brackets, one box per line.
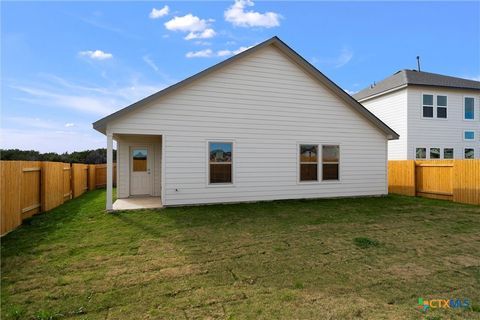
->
[463, 96, 475, 121]
[421, 92, 448, 120]
[463, 130, 476, 141]
[429, 147, 441, 159]
[443, 148, 454, 159]
[464, 147, 475, 159]
[321, 145, 340, 181]
[206, 140, 235, 187]
[298, 143, 319, 183]
[421, 93, 435, 119]
[415, 147, 427, 159]
[296, 142, 342, 184]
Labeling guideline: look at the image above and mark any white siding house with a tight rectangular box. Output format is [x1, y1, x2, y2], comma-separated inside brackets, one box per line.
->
[93, 37, 398, 209]
[355, 70, 480, 160]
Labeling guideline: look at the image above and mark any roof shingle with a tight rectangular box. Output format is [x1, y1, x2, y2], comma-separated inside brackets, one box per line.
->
[354, 70, 480, 101]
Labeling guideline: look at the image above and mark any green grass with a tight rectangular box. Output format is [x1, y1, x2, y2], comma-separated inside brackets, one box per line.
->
[1, 190, 479, 319]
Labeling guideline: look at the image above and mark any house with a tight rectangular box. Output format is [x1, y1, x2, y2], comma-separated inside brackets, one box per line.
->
[354, 70, 480, 160]
[93, 36, 398, 210]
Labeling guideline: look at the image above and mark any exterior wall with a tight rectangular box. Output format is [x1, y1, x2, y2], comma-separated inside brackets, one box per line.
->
[406, 87, 480, 159]
[108, 45, 389, 206]
[361, 88, 408, 160]
[115, 135, 162, 198]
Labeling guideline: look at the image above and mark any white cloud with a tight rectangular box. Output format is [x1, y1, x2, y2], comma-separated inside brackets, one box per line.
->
[185, 28, 216, 40]
[315, 48, 354, 68]
[65, 123, 75, 127]
[164, 14, 216, 40]
[185, 49, 213, 58]
[463, 75, 480, 81]
[224, 0, 281, 28]
[186, 45, 254, 59]
[149, 5, 169, 19]
[79, 50, 113, 60]
[143, 55, 159, 72]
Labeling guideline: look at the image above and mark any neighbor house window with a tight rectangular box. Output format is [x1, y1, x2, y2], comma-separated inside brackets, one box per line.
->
[430, 148, 440, 159]
[132, 149, 148, 171]
[209, 142, 233, 184]
[422, 94, 434, 118]
[436, 95, 447, 118]
[299, 144, 318, 181]
[464, 97, 475, 120]
[416, 148, 426, 159]
[322, 145, 340, 180]
[464, 131, 475, 141]
[444, 148, 454, 159]
[465, 148, 475, 159]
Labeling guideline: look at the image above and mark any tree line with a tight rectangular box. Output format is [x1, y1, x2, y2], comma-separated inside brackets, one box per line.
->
[0, 148, 117, 164]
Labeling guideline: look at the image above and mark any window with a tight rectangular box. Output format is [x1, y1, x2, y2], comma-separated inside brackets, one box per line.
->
[422, 94, 434, 118]
[209, 142, 232, 184]
[132, 149, 147, 171]
[299, 144, 318, 181]
[436, 95, 447, 118]
[444, 148, 454, 159]
[464, 97, 475, 120]
[416, 147, 426, 159]
[465, 148, 475, 159]
[322, 145, 339, 180]
[430, 148, 440, 159]
[464, 131, 475, 141]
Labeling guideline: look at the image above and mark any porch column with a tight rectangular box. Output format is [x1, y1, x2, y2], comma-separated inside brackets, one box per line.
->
[106, 133, 113, 211]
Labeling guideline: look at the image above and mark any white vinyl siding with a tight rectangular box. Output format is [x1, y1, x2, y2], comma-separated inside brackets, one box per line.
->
[407, 87, 480, 159]
[361, 88, 408, 160]
[108, 45, 389, 206]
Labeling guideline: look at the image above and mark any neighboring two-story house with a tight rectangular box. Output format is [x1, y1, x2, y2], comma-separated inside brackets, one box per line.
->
[354, 70, 480, 160]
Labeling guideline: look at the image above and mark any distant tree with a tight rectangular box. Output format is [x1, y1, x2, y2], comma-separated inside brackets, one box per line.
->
[0, 148, 116, 164]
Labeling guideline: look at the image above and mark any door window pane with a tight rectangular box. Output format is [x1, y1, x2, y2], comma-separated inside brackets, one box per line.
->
[132, 149, 147, 172]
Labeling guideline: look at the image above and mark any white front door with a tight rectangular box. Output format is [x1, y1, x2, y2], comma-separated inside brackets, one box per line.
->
[130, 146, 153, 196]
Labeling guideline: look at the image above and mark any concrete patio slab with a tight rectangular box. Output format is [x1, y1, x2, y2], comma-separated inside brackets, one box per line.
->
[112, 197, 162, 211]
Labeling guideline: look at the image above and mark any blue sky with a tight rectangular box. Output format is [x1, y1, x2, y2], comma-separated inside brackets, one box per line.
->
[2, 1, 479, 152]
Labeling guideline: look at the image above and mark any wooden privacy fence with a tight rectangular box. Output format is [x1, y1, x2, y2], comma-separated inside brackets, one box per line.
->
[1, 161, 116, 236]
[388, 160, 480, 205]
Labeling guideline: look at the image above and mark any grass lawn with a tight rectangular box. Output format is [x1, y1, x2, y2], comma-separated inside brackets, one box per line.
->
[1, 190, 480, 319]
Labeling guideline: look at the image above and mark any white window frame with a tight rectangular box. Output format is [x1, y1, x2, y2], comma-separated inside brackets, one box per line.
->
[443, 148, 454, 159]
[436, 95, 448, 119]
[463, 130, 475, 141]
[421, 93, 448, 120]
[463, 96, 475, 121]
[429, 147, 441, 159]
[464, 147, 475, 159]
[298, 143, 319, 183]
[321, 145, 340, 181]
[421, 93, 435, 119]
[415, 147, 427, 159]
[206, 140, 235, 187]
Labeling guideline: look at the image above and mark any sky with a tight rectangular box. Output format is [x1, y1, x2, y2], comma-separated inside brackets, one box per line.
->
[1, 1, 479, 153]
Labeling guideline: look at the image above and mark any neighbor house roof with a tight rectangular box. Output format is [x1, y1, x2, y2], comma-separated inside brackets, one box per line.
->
[93, 36, 399, 140]
[354, 69, 480, 101]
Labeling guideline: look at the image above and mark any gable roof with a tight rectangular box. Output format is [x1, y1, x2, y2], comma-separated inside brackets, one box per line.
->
[93, 36, 399, 140]
[354, 69, 480, 101]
